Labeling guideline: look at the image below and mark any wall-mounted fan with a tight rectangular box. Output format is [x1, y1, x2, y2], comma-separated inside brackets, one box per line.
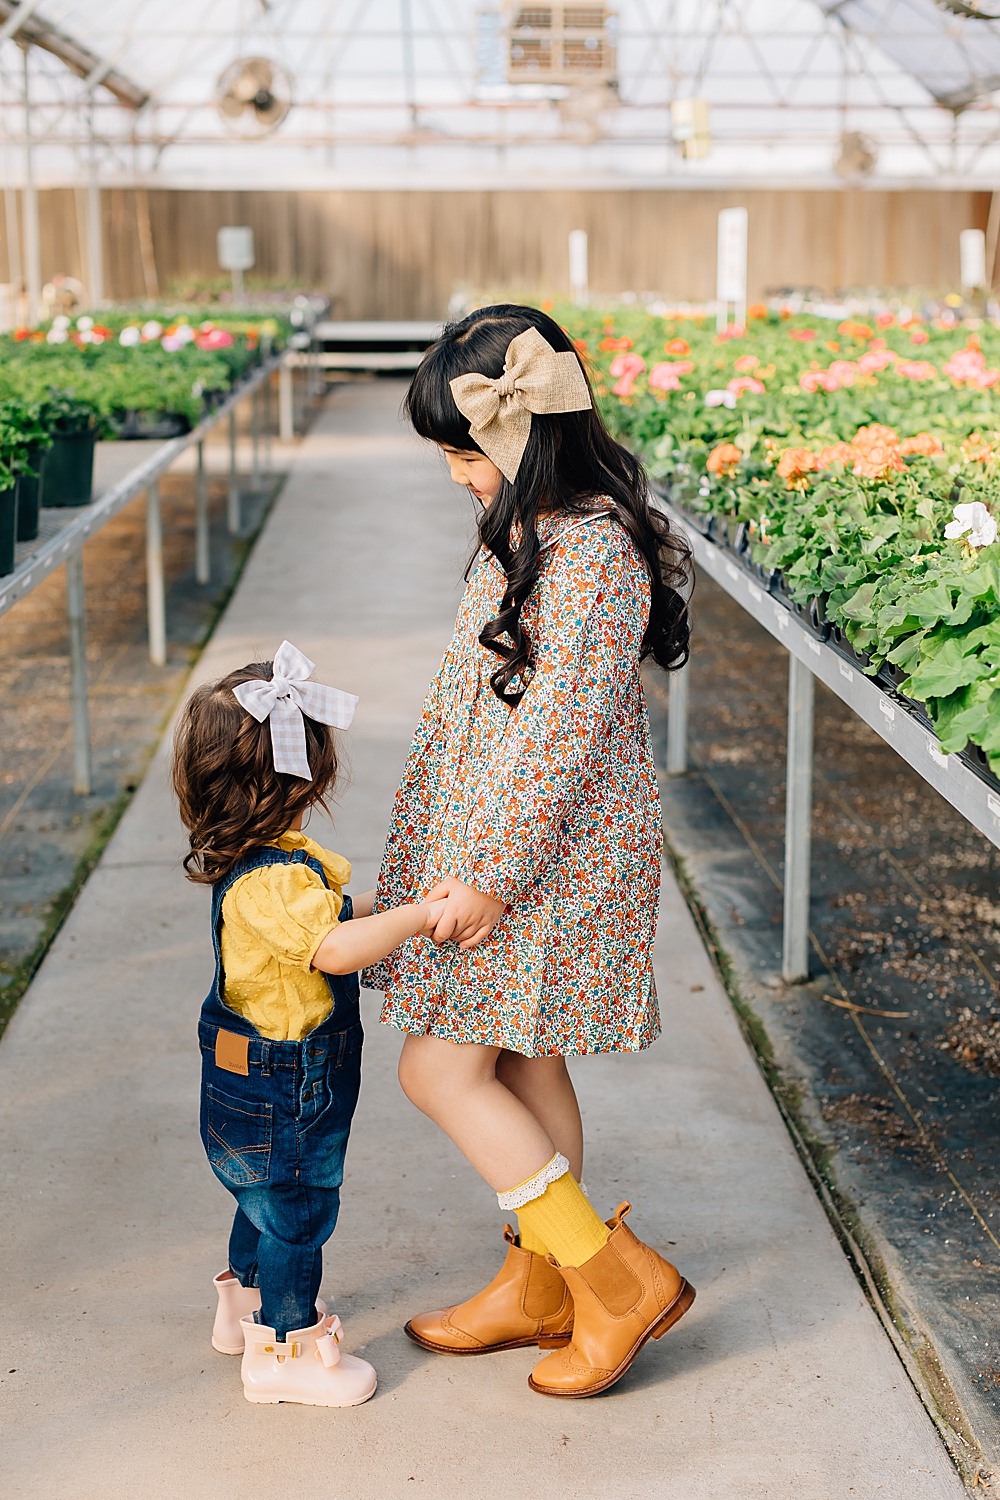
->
[215, 57, 293, 137]
[834, 131, 878, 178]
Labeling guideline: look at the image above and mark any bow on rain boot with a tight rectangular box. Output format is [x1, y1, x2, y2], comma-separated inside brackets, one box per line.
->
[405, 1225, 574, 1355]
[240, 1312, 377, 1407]
[212, 1271, 326, 1355]
[528, 1203, 695, 1399]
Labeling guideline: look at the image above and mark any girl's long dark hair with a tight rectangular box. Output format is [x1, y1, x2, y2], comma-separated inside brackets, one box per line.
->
[405, 304, 691, 705]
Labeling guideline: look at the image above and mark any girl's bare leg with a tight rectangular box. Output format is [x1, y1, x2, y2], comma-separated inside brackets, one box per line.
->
[495, 1052, 583, 1182]
[398, 1034, 557, 1191]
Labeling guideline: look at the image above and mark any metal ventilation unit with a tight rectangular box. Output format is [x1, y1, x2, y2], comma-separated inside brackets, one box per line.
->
[506, 5, 617, 84]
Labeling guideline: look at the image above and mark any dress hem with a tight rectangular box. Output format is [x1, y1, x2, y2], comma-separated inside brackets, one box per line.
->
[377, 1010, 661, 1059]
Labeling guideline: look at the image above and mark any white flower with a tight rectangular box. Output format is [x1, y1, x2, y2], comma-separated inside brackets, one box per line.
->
[76, 314, 94, 331]
[705, 388, 737, 409]
[46, 327, 68, 343]
[119, 325, 141, 346]
[52, 314, 70, 330]
[141, 319, 163, 341]
[945, 500, 998, 548]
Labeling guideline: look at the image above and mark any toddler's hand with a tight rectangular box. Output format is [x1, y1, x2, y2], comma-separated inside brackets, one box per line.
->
[423, 876, 506, 949]
[417, 898, 448, 937]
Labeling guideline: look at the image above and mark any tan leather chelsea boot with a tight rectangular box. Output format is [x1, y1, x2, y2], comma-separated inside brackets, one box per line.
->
[405, 1225, 574, 1355]
[527, 1202, 695, 1398]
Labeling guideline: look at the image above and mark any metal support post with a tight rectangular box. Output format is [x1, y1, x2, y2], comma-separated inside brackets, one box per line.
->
[66, 550, 92, 796]
[782, 653, 815, 983]
[264, 371, 272, 473]
[195, 439, 209, 584]
[279, 361, 294, 442]
[666, 660, 689, 774]
[146, 481, 166, 666]
[251, 387, 260, 490]
[228, 408, 240, 535]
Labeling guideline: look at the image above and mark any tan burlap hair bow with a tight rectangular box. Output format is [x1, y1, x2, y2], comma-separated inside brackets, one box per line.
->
[448, 325, 592, 482]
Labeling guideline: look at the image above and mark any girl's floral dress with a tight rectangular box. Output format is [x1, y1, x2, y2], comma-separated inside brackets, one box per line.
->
[366, 509, 662, 1057]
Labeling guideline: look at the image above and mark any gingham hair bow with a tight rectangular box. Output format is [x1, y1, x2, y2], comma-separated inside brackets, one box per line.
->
[232, 640, 358, 781]
[449, 325, 592, 482]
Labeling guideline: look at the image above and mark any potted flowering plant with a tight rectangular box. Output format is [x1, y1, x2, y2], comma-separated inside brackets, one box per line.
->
[0, 398, 52, 541]
[38, 390, 98, 507]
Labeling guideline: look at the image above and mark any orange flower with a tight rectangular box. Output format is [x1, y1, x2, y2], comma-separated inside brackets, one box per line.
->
[599, 335, 633, 352]
[962, 432, 996, 463]
[573, 338, 589, 354]
[747, 303, 768, 319]
[540, 299, 555, 312]
[12, 327, 30, 341]
[734, 354, 759, 372]
[664, 337, 690, 355]
[900, 433, 944, 457]
[776, 448, 819, 488]
[852, 424, 900, 455]
[706, 443, 743, 476]
[817, 442, 861, 469]
[826, 340, 841, 352]
[838, 320, 874, 340]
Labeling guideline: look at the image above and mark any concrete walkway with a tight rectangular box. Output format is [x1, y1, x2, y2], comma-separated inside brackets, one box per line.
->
[0, 383, 964, 1499]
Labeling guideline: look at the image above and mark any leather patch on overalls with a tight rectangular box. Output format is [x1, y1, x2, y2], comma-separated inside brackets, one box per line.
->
[215, 1029, 250, 1076]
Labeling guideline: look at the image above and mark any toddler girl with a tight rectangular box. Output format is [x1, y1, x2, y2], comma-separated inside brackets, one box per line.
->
[173, 640, 444, 1407]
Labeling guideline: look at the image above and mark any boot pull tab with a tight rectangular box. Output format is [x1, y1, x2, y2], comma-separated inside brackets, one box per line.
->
[503, 1224, 517, 1246]
[315, 1314, 343, 1368]
[608, 1201, 633, 1230]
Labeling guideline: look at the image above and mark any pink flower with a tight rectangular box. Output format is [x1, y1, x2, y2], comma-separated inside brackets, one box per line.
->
[857, 348, 897, 374]
[195, 327, 235, 351]
[727, 376, 765, 396]
[715, 323, 745, 341]
[827, 360, 858, 387]
[734, 355, 759, 373]
[978, 369, 1000, 389]
[910, 328, 929, 345]
[648, 359, 693, 392]
[799, 370, 823, 393]
[875, 311, 894, 329]
[943, 347, 986, 382]
[895, 360, 938, 380]
[609, 352, 646, 397]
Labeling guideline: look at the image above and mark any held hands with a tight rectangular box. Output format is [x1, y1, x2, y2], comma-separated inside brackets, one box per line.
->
[422, 876, 507, 949]
[417, 898, 448, 936]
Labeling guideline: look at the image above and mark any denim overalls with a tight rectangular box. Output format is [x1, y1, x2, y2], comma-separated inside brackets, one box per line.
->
[198, 845, 363, 1339]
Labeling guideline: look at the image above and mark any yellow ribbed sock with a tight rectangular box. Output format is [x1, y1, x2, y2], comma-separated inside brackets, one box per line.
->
[516, 1219, 550, 1257]
[515, 1168, 610, 1268]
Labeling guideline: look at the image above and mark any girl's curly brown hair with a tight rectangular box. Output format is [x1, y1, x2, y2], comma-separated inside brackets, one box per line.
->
[172, 661, 339, 885]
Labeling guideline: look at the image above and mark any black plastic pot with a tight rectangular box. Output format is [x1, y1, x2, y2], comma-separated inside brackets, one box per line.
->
[828, 625, 872, 670]
[958, 743, 1000, 795]
[109, 410, 189, 440]
[0, 482, 17, 575]
[15, 446, 44, 541]
[44, 430, 96, 507]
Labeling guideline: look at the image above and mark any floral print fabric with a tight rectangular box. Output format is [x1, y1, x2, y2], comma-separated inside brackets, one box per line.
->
[366, 511, 662, 1057]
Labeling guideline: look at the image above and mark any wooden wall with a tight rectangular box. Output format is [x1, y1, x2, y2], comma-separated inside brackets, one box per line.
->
[1, 186, 990, 318]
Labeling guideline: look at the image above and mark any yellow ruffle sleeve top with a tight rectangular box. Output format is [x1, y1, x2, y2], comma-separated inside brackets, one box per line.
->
[220, 829, 352, 1041]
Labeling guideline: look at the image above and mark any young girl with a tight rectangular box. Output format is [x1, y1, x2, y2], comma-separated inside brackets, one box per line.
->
[173, 641, 444, 1408]
[366, 307, 695, 1399]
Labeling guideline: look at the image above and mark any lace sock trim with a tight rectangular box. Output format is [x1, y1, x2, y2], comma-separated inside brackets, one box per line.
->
[497, 1152, 569, 1212]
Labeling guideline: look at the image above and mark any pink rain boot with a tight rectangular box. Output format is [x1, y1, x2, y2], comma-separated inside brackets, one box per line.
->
[240, 1312, 377, 1407]
[212, 1270, 326, 1354]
